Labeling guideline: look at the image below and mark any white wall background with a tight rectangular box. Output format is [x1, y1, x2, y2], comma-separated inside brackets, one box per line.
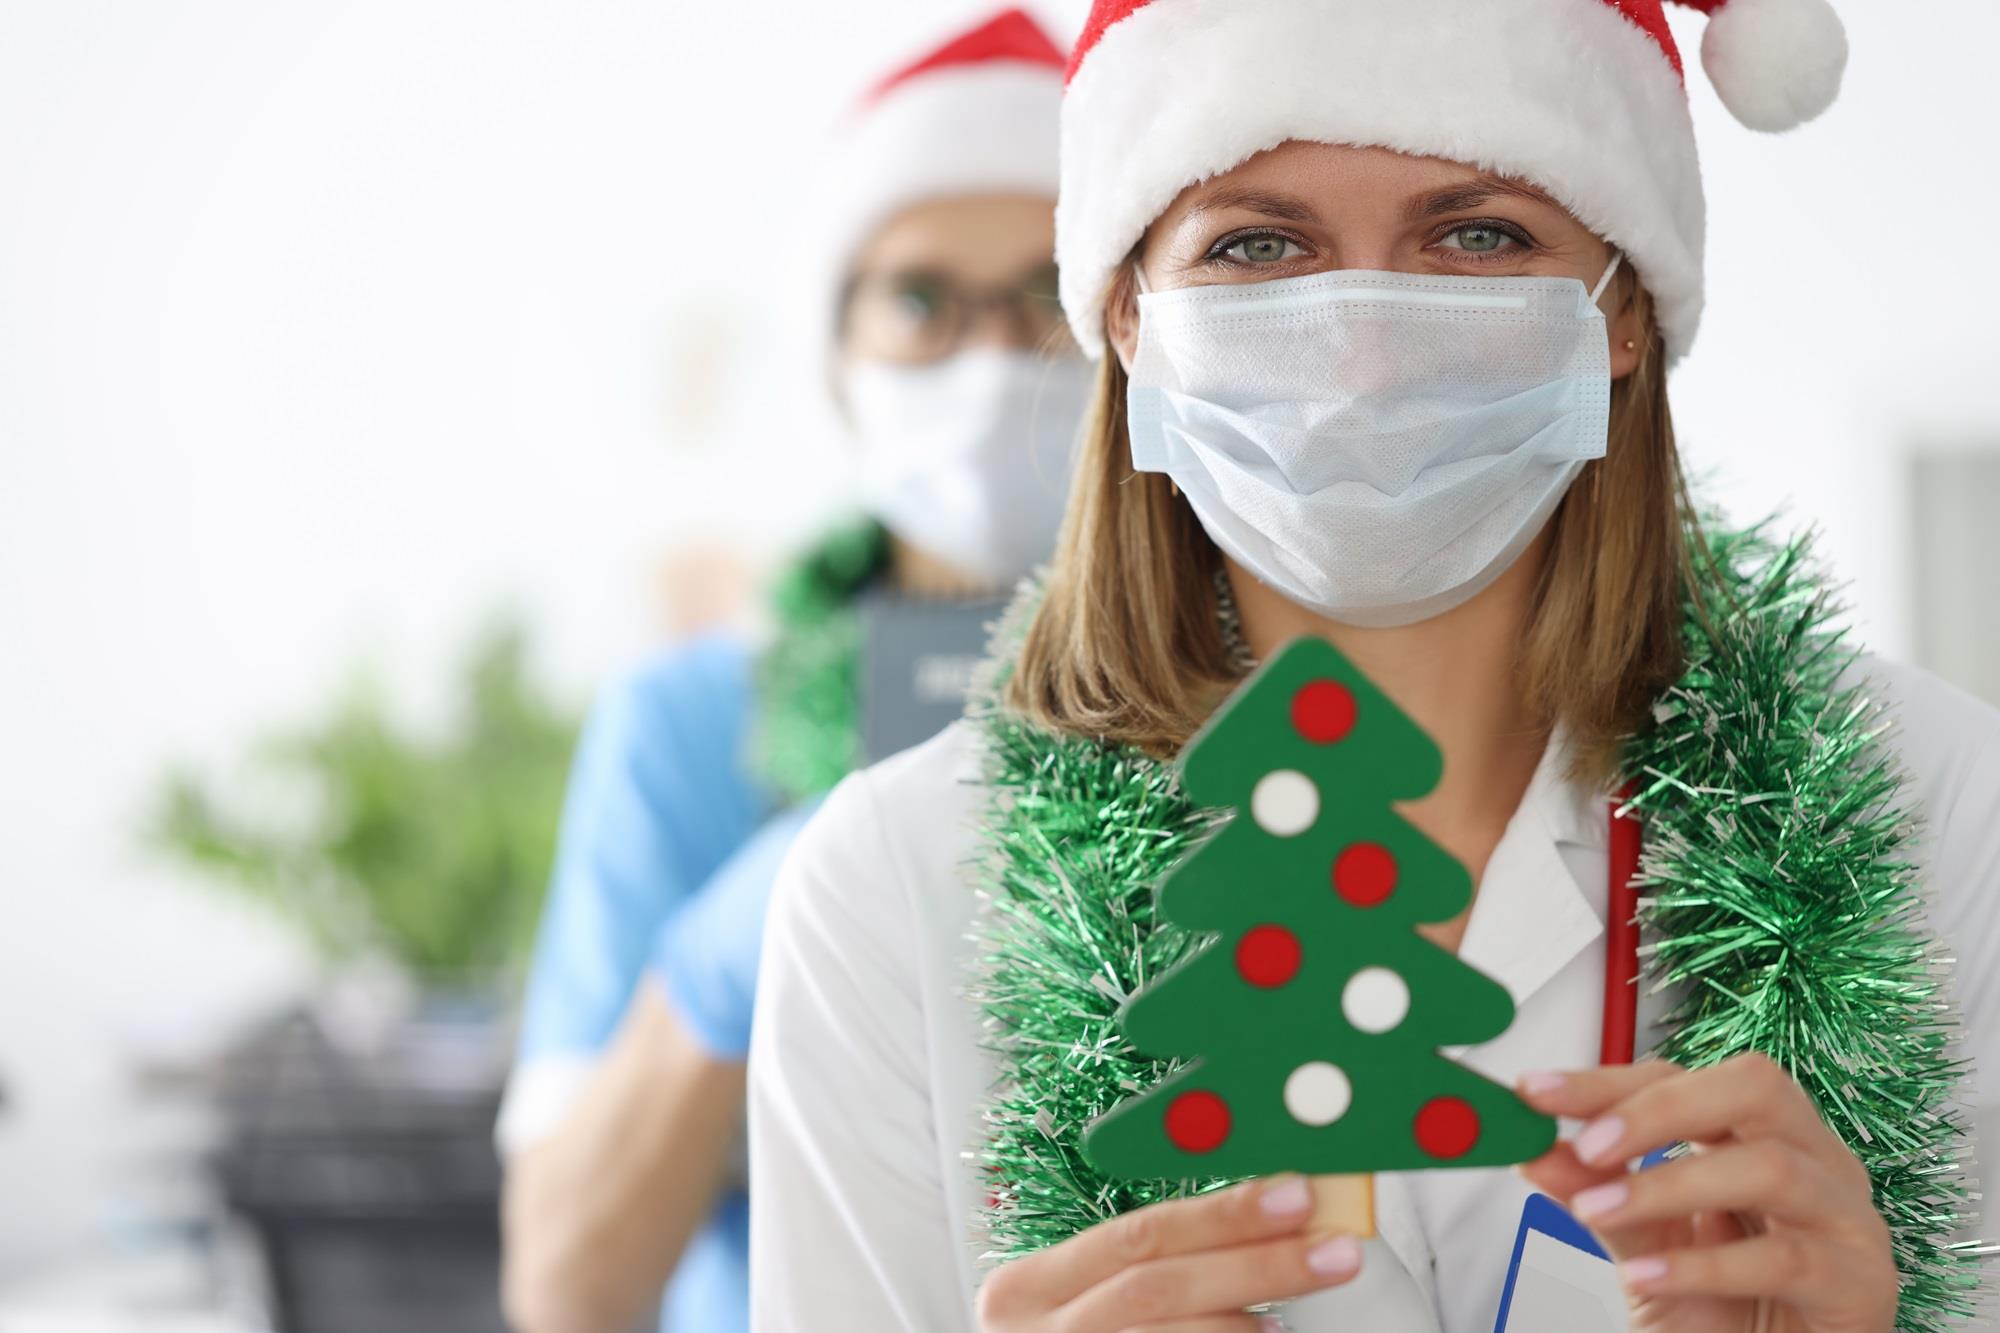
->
[0, 0, 1995, 1287]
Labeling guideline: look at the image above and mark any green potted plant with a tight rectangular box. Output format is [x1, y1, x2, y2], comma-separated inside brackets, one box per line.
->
[148, 618, 580, 1333]
[152, 618, 576, 992]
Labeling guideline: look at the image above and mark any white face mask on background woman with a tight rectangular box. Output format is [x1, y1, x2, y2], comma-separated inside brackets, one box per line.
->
[1127, 259, 1621, 627]
[845, 348, 1092, 587]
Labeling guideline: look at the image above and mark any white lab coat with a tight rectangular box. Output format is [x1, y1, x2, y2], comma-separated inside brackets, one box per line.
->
[748, 656, 2000, 1332]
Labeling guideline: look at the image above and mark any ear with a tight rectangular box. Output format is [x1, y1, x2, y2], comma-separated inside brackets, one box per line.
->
[1606, 268, 1644, 382]
[1102, 261, 1142, 373]
[826, 352, 851, 423]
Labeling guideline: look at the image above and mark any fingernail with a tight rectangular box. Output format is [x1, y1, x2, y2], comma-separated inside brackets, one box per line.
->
[1259, 1318, 1287, 1333]
[1571, 1180, 1628, 1221]
[1621, 1256, 1669, 1289]
[1576, 1116, 1625, 1164]
[1306, 1235, 1363, 1278]
[1260, 1175, 1311, 1217]
[1519, 1070, 1566, 1096]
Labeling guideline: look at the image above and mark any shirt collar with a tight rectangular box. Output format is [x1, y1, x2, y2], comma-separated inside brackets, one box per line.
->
[1454, 731, 1612, 1010]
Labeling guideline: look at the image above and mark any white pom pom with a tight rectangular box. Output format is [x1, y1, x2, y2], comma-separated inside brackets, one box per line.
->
[1700, 0, 1848, 132]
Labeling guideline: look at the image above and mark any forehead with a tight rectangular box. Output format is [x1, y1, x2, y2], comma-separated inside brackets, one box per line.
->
[851, 193, 1057, 280]
[1159, 141, 1564, 226]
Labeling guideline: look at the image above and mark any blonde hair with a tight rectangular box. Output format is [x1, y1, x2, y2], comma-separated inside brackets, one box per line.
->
[1006, 266, 1690, 785]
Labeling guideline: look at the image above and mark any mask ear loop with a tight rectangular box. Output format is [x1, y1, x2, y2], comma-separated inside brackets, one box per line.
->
[1590, 250, 1623, 308]
[1591, 251, 1637, 354]
[1124, 261, 1181, 497]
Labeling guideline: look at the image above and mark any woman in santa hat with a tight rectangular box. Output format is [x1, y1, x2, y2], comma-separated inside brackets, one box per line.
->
[495, 12, 1089, 1333]
[749, 1, 2000, 1330]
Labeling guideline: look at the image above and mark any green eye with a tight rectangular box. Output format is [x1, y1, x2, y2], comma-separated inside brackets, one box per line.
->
[1224, 234, 1304, 265]
[1447, 225, 1514, 254]
[1021, 263, 1061, 307]
[890, 276, 949, 324]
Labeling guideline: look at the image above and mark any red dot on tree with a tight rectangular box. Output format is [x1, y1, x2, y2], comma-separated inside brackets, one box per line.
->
[1164, 1090, 1232, 1154]
[1234, 924, 1303, 988]
[1291, 679, 1357, 744]
[1414, 1096, 1482, 1160]
[1333, 842, 1398, 907]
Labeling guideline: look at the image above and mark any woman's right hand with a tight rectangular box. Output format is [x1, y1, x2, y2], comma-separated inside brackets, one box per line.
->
[975, 1175, 1365, 1332]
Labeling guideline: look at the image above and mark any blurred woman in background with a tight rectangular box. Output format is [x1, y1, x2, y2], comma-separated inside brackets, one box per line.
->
[496, 11, 1085, 1333]
[750, 1, 2000, 1330]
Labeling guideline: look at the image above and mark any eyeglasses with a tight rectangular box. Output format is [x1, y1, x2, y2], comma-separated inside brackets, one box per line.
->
[840, 263, 1074, 365]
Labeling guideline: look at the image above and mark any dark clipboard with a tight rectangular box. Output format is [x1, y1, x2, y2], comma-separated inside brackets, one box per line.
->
[857, 592, 1008, 765]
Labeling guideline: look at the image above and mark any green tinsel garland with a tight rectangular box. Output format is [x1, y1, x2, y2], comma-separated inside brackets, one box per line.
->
[972, 523, 1981, 1329]
[1626, 523, 1980, 1329]
[974, 693, 1224, 1248]
[748, 519, 890, 805]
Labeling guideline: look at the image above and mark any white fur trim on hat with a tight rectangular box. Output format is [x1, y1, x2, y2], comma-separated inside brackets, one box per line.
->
[809, 63, 1063, 346]
[1057, 0, 1707, 361]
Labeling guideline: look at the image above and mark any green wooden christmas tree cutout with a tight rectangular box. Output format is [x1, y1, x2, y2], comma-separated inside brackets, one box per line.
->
[1083, 636, 1556, 1186]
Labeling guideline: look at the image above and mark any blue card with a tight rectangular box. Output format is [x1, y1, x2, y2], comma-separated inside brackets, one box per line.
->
[1493, 1193, 1626, 1332]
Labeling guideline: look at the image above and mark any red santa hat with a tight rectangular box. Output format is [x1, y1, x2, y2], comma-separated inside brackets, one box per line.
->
[809, 8, 1067, 341]
[1056, 0, 1848, 361]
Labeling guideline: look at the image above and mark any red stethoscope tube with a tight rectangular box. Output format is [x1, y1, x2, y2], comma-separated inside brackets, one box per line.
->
[1601, 791, 1643, 1067]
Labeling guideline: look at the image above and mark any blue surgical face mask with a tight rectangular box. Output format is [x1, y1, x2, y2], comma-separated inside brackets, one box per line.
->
[1126, 257, 1621, 627]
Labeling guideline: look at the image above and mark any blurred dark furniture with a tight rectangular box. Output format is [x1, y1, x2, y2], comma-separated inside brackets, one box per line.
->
[213, 1011, 507, 1333]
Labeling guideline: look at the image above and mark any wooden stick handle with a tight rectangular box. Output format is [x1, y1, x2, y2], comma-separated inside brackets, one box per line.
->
[1309, 1174, 1375, 1237]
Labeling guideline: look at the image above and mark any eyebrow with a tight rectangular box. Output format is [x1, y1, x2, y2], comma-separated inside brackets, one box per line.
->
[1181, 186, 1323, 226]
[1176, 173, 1564, 230]
[1406, 175, 1563, 220]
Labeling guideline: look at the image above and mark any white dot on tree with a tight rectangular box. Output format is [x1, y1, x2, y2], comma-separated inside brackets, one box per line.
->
[1251, 770, 1319, 837]
[1283, 1061, 1353, 1127]
[1342, 966, 1411, 1035]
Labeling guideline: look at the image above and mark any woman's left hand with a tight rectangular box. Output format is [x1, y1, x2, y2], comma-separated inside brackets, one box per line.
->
[1516, 1054, 1898, 1333]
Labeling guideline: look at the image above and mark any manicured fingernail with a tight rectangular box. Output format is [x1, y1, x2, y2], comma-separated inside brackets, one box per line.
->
[1621, 1256, 1669, 1289]
[1576, 1116, 1625, 1164]
[1571, 1181, 1628, 1221]
[1260, 1175, 1311, 1217]
[1306, 1235, 1363, 1278]
[1519, 1070, 1566, 1095]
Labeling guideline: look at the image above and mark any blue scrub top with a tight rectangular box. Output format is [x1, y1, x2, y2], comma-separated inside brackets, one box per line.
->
[512, 632, 813, 1333]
